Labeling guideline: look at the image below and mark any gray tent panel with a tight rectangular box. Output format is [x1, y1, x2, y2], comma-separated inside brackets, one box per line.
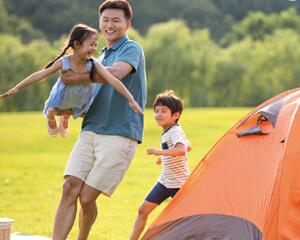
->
[142, 214, 262, 240]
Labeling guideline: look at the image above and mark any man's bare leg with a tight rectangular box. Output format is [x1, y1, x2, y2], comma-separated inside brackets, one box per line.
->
[77, 183, 101, 240]
[53, 176, 84, 240]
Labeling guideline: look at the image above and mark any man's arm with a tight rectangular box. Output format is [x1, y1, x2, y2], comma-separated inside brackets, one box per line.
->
[60, 71, 92, 85]
[61, 61, 133, 85]
[106, 61, 133, 81]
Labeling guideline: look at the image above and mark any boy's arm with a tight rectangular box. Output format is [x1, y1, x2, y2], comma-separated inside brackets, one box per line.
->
[147, 142, 187, 157]
[0, 61, 62, 98]
[186, 140, 192, 152]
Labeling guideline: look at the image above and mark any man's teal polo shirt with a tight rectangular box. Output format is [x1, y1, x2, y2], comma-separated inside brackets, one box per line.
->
[81, 36, 147, 143]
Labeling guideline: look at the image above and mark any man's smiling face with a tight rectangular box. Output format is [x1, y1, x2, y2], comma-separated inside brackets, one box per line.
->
[99, 8, 131, 48]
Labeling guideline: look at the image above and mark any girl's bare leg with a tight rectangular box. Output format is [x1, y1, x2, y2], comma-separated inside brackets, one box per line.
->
[47, 109, 58, 129]
[58, 114, 71, 137]
[61, 115, 71, 129]
[47, 109, 59, 137]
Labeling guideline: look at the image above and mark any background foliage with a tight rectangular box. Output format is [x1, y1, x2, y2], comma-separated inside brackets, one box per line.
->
[0, 0, 299, 111]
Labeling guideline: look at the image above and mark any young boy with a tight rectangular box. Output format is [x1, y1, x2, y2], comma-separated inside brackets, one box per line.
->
[130, 90, 191, 240]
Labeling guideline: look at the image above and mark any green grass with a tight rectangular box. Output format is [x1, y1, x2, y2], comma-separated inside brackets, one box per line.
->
[0, 108, 249, 239]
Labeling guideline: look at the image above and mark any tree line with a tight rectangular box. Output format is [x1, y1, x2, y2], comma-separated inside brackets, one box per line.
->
[2, 0, 298, 42]
[0, 7, 299, 111]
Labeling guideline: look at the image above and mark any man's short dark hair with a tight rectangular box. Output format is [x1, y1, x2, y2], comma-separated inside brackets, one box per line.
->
[153, 90, 184, 122]
[99, 0, 132, 20]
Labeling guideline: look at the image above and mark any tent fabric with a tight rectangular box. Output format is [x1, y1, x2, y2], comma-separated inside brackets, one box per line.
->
[237, 93, 285, 129]
[142, 214, 262, 240]
[236, 96, 284, 137]
[141, 88, 300, 240]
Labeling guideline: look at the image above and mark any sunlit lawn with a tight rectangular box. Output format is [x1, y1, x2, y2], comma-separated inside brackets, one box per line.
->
[0, 108, 249, 239]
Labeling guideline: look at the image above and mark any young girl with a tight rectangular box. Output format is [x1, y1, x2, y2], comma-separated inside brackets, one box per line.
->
[0, 23, 143, 137]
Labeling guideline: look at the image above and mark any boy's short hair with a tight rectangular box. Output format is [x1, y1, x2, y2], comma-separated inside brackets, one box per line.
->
[99, 0, 132, 20]
[153, 90, 184, 122]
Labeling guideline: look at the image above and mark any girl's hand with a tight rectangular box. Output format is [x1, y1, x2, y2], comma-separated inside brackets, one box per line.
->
[0, 88, 19, 98]
[129, 99, 144, 115]
[156, 157, 162, 165]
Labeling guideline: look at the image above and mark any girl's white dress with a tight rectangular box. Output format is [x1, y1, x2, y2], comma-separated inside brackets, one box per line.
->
[43, 56, 99, 118]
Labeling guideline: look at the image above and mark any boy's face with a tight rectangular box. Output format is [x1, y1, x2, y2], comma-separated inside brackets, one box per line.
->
[154, 105, 180, 130]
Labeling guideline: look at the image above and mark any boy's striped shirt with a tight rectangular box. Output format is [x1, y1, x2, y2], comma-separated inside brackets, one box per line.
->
[158, 124, 190, 188]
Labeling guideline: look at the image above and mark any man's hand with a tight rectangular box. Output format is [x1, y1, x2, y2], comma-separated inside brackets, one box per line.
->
[61, 70, 92, 85]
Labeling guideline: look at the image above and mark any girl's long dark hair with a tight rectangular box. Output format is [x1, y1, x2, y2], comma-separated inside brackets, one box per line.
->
[89, 58, 96, 83]
[45, 23, 98, 82]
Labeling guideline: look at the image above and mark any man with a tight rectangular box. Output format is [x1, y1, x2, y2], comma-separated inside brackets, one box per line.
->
[52, 1, 147, 239]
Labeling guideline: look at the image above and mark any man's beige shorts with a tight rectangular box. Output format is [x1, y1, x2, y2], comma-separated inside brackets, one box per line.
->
[64, 131, 137, 197]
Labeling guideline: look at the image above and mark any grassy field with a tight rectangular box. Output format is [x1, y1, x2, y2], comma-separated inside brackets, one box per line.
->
[0, 108, 249, 239]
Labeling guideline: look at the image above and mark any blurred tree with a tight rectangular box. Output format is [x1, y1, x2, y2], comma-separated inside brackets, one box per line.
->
[143, 20, 219, 106]
[0, 0, 44, 42]
[0, 34, 58, 112]
[187, 29, 219, 106]
[207, 51, 246, 106]
[212, 0, 293, 21]
[4, 0, 297, 42]
[131, 0, 233, 41]
[4, 0, 99, 40]
[143, 20, 195, 105]
[211, 29, 300, 106]
[221, 8, 300, 46]
[0, 0, 8, 32]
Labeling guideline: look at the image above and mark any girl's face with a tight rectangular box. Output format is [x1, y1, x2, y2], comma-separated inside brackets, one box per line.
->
[154, 105, 180, 130]
[75, 33, 98, 59]
[99, 9, 131, 48]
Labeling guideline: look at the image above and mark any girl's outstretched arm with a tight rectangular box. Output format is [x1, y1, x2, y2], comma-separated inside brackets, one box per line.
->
[0, 60, 62, 98]
[93, 60, 143, 115]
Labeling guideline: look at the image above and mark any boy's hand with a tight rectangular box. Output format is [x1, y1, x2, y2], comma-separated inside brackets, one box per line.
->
[147, 147, 160, 156]
[0, 88, 19, 98]
[129, 100, 144, 115]
[156, 157, 162, 165]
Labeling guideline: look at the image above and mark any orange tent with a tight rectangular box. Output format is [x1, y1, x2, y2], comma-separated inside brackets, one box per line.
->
[142, 89, 300, 240]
